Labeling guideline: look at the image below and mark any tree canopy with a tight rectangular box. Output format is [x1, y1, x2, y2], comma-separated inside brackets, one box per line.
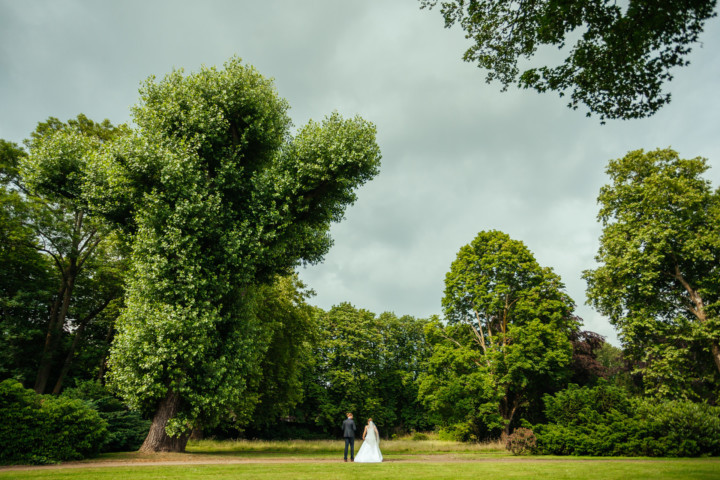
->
[584, 148, 720, 401]
[0, 140, 54, 385]
[0, 117, 128, 395]
[420, 0, 717, 121]
[419, 230, 579, 439]
[299, 304, 432, 436]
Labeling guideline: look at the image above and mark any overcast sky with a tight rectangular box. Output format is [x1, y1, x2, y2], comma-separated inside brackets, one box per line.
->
[2, 1, 720, 344]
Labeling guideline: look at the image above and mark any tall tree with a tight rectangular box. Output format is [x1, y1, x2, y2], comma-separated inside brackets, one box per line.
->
[101, 57, 381, 452]
[419, 230, 578, 438]
[20, 115, 127, 394]
[420, 0, 717, 121]
[584, 148, 720, 401]
[0, 140, 53, 385]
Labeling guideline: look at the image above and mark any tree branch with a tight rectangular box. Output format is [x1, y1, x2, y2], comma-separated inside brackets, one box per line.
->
[439, 329, 483, 368]
[77, 235, 103, 270]
[672, 264, 707, 323]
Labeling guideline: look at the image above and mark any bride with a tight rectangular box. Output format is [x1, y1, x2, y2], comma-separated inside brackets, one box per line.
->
[354, 418, 383, 463]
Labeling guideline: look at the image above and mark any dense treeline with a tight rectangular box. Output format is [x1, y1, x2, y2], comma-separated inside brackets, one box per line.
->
[1, 57, 719, 464]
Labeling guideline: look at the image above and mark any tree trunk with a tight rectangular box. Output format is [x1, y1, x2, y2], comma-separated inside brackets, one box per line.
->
[712, 341, 720, 376]
[34, 285, 66, 393]
[501, 394, 521, 436]
[672, 266, 720, 376]
[51, 322, 86, 394]
[97, 324, 115, 382]
[35, 274, 76, 393]
[52, 298, 113, 394]
[139, 391, 190, 453]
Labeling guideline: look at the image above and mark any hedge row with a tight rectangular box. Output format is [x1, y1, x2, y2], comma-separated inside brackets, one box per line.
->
[533, 382, 720, 456]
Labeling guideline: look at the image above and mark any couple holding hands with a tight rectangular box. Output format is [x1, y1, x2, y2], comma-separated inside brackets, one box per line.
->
[341, 412, 383, 463]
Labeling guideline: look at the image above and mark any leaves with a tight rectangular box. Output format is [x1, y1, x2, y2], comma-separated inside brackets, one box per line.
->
[421, 0, 717, 120]
[584, 148, 720, 400]
[421, 230, 578, 438]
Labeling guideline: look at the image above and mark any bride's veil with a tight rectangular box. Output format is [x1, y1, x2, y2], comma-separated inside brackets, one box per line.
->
[367, 420, 379, 442]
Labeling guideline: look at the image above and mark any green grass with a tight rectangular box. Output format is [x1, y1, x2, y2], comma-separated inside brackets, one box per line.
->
[1, 438, 718, 479]
[2, 459, 720, 480]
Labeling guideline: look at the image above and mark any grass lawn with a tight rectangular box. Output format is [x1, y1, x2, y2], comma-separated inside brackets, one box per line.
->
[1, 438, 718, 479]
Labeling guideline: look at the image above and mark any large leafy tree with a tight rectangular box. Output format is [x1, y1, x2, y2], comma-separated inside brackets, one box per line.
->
[20, 115, 127, 394]
[420, 0, 717, 121]
[0, 140, 54, 385]
[419, 230, 578, 438]
[99, 58, 382, 452]
[584, 148, 720, 401]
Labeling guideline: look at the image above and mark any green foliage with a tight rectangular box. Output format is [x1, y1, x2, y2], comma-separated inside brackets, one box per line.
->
[295, 304, 432, 437]
[0, 379, 108, 464]
[420, 230, 578, 439]
[594, 342, 635, 390]
[506, 427, 537, 455]
[243, 275, 316, 430]
[62, 380, 150, 452]
[0, 140, 54, 385]
[542, 381, 633, 426]
[100, 57, 381, 442]
[419, 321, 505, 441]
[39, 395, 109, 461]
[420, 0, 717, 121]
[7, 114, 128, 395]
[534, 382, 720, 456]
[584, 148, 720, 401]
[0, 378, 42, 463]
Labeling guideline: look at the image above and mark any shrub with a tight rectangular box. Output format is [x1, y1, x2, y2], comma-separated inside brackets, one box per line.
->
[506, 428, 537, 455]
[0, 379, 44, 464]
[628, 399, 720, 457]
[0, 379, 108, 464]
[62, 380, 150, 452]
[534, 382, 720, 457]
[39, 396, 108, 461]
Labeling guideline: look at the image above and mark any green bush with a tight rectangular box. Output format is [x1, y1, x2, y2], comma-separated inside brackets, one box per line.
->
[534, 382, 720, 457]
[62, 380, 150, 452]
[39, 396, 109, 461]
[0, 378, 44, 464]
[0, 379, 108, 464]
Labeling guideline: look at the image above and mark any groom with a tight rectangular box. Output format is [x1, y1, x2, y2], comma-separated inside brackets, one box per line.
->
[342, 412, 356, 462]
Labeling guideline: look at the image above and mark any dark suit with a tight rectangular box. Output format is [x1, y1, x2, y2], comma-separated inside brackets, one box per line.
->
[342, 417, 356, 460]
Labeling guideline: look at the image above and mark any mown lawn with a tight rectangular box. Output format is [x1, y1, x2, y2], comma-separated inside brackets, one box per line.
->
[1, 438, 718, 480]
[3, 458, 720, 480]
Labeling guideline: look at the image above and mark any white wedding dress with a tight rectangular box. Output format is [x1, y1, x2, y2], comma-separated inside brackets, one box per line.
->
[354, 421, 383, 463]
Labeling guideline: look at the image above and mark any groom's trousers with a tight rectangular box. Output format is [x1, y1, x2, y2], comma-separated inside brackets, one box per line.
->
[344, 436, 355, 460]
